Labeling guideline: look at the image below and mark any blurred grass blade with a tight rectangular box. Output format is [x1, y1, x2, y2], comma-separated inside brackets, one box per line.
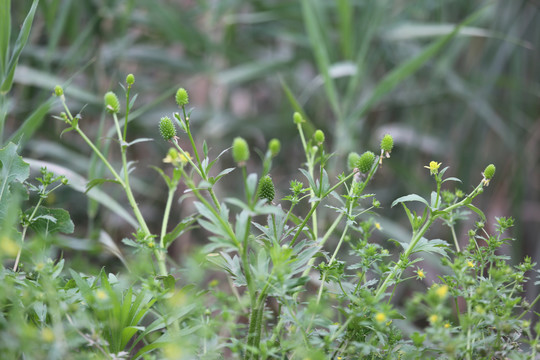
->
[0, 0, 39, 94]
[301, 0, 341, 120]
[7, 97, 53, 145]
[352, 6, 487, 120]
[0, 0, 11, 77]
[279, 76, 314, 133]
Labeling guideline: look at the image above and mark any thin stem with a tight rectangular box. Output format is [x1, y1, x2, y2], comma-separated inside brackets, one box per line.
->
[13, 196, 45, 271]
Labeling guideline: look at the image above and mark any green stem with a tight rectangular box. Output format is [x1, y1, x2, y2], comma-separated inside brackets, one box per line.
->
[13, 196, 45, 271]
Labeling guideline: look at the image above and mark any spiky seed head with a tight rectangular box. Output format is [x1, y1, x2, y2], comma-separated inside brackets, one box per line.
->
[314, 129, 325, 144]
[293, 112, 304, 125]
[483, 164, 495, 180]
[175, 88, 189, 107]
[159, 116, 176, 141]
[232, 137, 250, 165]
[104, 91, 120, 114]
[380, 134, 394, 153]
[347, 152, 361, 171]
[357, 151, 375, 173]
[126, 74, 135, 85]
[54, 85, 63, 97]
[258, 175, 275, 203]
[268, 138, 281, 157]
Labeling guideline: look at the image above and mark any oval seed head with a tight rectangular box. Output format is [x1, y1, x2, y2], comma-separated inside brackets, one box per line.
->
[357, 151, 375, 173]
[293, 112, 304, 125]
[126, 74, 135, 85]
[232, 137, 250, 165]
[159, 116, 176, 141]
[104, 91, 120, 114]
[483, 164, 495, 180]
[314, 129, 325, 144]
[380, 134, 394, 153]
[347, 152, 361, 171]
[54, 85, 63, 97]
[175, 88, 189, 107]
[268, 138, 281, 157]
[258, 175, 275, 203]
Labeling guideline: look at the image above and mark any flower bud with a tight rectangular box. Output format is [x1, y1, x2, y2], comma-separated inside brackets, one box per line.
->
[347, 152, 361, 171]
[314, 129, 325, 144]
[175, 88, 189, 107]
[268, 138, 281, 157]
[258, 175, 275, 203]
[483, 164, 495, 180]
[380, 134, 394, 153]
[293, 112, 304, 125]
[357, 151, 375, 174]
[159, 116, 176, 141]
[104, 91, 120, 114]
[232, 137, 250, 165]
[126, 74, 135, 85]
[54, 85, 63, 97]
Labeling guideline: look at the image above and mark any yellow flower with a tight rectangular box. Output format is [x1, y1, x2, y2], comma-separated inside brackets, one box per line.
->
[95, 289, 108, 301]
[444, 322, 451, 329]
[424, 161, 442, 175]
[435, 284, 449, 299]
[429, 314, 439, 324]
[467, 261, 475, 268]
[375, 312, 387, 323]
[416, 268, 425, 280]
[41, 328, 55, 342]
[163, 148, 191, 167]
[375, 222, 382, 231]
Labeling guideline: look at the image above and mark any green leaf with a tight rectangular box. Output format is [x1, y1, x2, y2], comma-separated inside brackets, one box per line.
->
[85, 178, 121, 193]
[162, 215, 198, 247]
[400, 237, 450, 258]
[0, 0, 39, 94]
[0, 143, 29, 220]
[0, 0, 11, 77]
[466, 204, 486, 222]
[26, 207, 74, 235]
[7, 98, 53, 145]
[391, 194, 430, 208]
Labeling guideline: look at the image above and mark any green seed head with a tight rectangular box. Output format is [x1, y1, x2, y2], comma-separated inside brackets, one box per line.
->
[293, 112, 304, 125]
[357, 151, 375, 173]
[380, 134, 394, 153]
[126, 74, 135, 85]
[104, 91, 120, 114]
[258, 175, 275, 203]
[483, 164, 495, 180]
[54, 85, 63, 97]
[232, 137, 250, 165]
[159, 116, 176, 141]
[175, 88, 189, 107]
[314, 129, 325, 144]
[268, 138, 281, 157]
[347, 152, 361, 171]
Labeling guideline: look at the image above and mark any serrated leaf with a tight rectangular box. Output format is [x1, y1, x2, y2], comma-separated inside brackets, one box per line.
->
[391, 194, 430, 208]
[25, 207, 74, 235]
[400, 237, 449, 258]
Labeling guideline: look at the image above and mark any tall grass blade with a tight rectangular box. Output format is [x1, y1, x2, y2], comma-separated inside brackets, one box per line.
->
[0, 0, 10, 77]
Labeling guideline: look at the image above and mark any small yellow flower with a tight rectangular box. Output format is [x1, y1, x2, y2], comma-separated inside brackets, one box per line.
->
[429, 314, 439, 324]
[375, 222, 382, 231]
[444, 322, 451, 329]
[95, 289, 108, 301]
[41, 327, 55, 342]
[424, 161, 442, 175]
[435, 284, 449, 299]
[375, 312, 387, 323]
[416, 268, 425, 280]
[163, 148, 191, 167]
[467, 260, 475, 268]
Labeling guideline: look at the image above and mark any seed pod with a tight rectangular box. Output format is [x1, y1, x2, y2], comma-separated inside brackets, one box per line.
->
[232, 137, 250, 165]
[483, 164, 495, 180]
[54, 85, 63, 96]
[258, 175, 275, 203]
[380, 134, 394, 153]
[126, 74, 135, 85]
[314, 129, 325, 144]
[159, 116, 176, 141]
[357, 151, 375, 174]
[347, 152, 361, 171]
[104, 91, 120, 114]
[268, 138, 281, 157]
[175, 88, 189, 107]
[293, 112, 304, 125]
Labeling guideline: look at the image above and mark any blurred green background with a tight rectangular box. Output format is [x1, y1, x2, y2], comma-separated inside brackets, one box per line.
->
[3, 0, 538, 289]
